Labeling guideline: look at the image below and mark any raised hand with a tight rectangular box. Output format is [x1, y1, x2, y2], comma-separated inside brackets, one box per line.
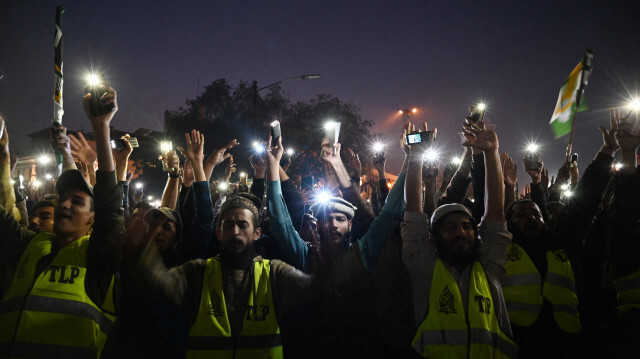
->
[320, 139, 343, 167]
[82, 84, 117, 125]
[250, 154, 267, 178]
[523, 157, 544, 185]
[462, 122, 498, 153]
[501, 152, 518, 187]
[182, 129, 205, 165]
[224, 155, 237, 181]
[204, 139, 239, 181]
[266, 135, 284, 168]
[0, 120, 9, 163]
[342, 148, 362, 179]
[69, 132, 97, 164]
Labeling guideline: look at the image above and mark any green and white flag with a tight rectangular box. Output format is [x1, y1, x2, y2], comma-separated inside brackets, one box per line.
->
[549, 52, 592, 138]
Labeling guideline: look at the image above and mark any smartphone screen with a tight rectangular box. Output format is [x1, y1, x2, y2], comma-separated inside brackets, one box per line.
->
[270, 120, 281, 144]
[406, 133, 422, 144]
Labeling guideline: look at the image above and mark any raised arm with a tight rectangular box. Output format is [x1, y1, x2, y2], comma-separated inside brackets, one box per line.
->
[462, 124, 503, 222]
[266, 134, 310, 270]
[160, 150, 181, 209]
[83, 84, 124, 307]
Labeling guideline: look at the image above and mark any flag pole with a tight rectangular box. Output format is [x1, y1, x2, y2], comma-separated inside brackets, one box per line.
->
[565, 104, 579, 162]
[52, 6, 65, 175]
[565, 49, 593, 163]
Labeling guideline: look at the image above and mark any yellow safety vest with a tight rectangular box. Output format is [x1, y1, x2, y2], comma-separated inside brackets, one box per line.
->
[0, 232, 116, 359]
[412, 259, 518, 358]
[187, 258, 282, 359]
[614, 269, 640, 313]
[503, 243, 582, 333]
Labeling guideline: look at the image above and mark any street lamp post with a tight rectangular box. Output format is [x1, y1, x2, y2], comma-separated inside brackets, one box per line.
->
[252, 74, 320, 137]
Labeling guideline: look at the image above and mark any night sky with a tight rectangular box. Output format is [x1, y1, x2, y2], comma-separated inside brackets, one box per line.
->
[1, 1, 639, 189]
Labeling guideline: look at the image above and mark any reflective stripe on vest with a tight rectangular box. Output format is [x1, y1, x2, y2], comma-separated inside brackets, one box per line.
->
[0, 232, 115, 359]
[614, 269, 640, 313]
[503, 243, 543, 327]
[543, 250, 581, 332]
[187, 258, 282, 359]
[412, 259, 518, 358]
[503, 243, 581, 332]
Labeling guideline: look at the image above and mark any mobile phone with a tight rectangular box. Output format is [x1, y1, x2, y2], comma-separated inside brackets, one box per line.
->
[325, 122, 341, 154]
[111, 137, 139, 150]
[270, 120, 281, 145]
[469, 104, 486, 123]
[525, 152, 542, 171]
[301, 176, 314, 191]
[84, 76, 114, 117]
[405, 131, 435, 146]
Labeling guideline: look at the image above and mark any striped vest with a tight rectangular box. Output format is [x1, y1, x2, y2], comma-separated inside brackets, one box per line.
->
[0, 232, 115, 359]
[412, 259, 518, 358]
[503, 243, 581, 332]
[187, 258, 282, 359]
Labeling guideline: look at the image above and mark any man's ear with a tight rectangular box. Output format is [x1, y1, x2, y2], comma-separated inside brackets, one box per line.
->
[88, 213, 95, 226]
[253, 227, 262, 241]
[348, 220, 352, 232]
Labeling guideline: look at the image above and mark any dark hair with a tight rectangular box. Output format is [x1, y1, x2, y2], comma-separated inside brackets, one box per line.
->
[505, 199, 536, 224]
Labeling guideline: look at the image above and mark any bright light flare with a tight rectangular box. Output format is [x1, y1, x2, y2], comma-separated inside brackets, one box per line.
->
[286, 148, 295, 156]
[451, 156, 462, 165]
[476, 102, 487, 111]
[563, 190, 574, 198]
[33, 180, 41, 188]
[45, 173, 52, 180]
[614, 162, 624, 170]
[423, 148, 439, 162]
[160, 141, 172, 153]
[324, 121, 337, 130]
[412, 108, 417, 113]
[239, 172, 246, 178]
[253, 142, 266, 153]
[526, 143, 540, 153]
[135, 182, 144, 189]
[9, 180, 15, 185]
[560, 183, 570, 191]
[628, 98, 640, 111]
[317, 191, 332, 203]
[372, 142, 385, 153]
[147, 196, 154, 201]
[38, 155, 51, 164]
[218, 183, 228, 191]
[152, 200, 162, 208]
[86, 73, 101, 86]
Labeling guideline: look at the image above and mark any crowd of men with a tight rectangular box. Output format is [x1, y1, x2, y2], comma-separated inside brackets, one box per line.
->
[0, 85, 639, 359]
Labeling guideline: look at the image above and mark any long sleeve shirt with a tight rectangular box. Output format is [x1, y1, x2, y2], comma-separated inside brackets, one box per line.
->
[267, 172, 407, 273]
